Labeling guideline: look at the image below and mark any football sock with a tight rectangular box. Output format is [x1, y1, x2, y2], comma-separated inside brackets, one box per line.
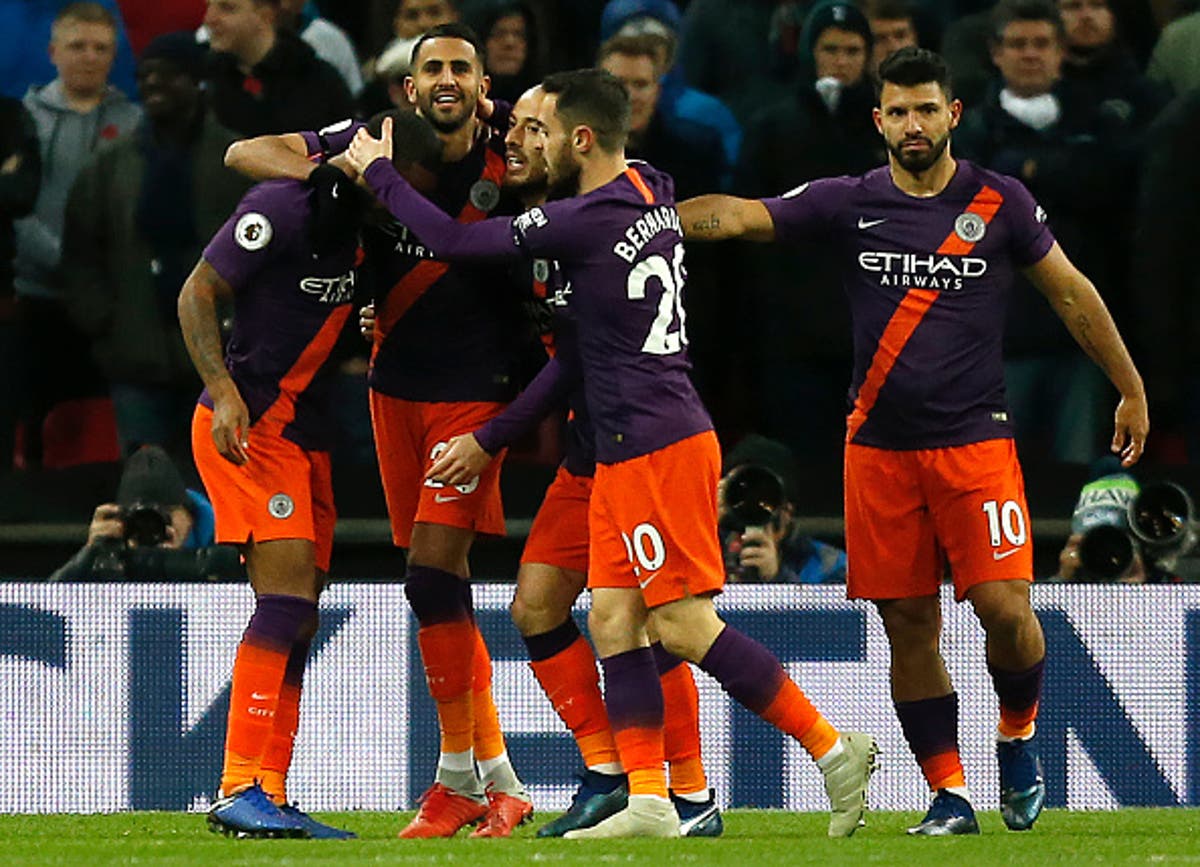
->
[259, 635, 311, 805]
[989, 658, 1044, 741]
[602, 647, 667, 798]
[895, 692, 968, 791]
[471, 626, 507, 763]
[698, 625, 839, 760]
[221, 594, 317, 796]
[525, 619, 621, 772]
[406, 566, 477, 756]
[652, 642, 708, 796]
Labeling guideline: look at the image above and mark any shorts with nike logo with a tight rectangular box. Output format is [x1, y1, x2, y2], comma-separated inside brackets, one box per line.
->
[844, 437, 1032, 601]
[588, 431, 725, 609]
[369, 392, 507, 548]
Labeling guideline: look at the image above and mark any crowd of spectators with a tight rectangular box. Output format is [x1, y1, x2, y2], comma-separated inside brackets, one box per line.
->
[1, 0, 1198, 545]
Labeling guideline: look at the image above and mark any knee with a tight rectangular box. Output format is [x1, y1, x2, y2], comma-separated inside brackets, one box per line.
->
[970, 583, 1035, 636]
[878, 599, 942, 653]
[404, 568, 467, 625]
[510, 590, 554, 636]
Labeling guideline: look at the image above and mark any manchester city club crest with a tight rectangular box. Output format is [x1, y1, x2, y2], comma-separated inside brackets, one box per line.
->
[954, 211, 986, 243]
[470, 179, 501, 213]
[532, 258, 550, 283]
[268, 493, 295, 519]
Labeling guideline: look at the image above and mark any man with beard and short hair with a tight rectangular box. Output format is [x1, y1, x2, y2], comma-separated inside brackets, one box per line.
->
[420, 83, 724, 839]
[223, 22, 536, 839]
[677, 46, 1148, 835]
[346, 66, 879, 841]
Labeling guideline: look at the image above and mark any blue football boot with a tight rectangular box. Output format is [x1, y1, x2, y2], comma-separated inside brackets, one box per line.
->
[207, 783, 308, 838]
[671, 789, 724, 838]
[906, 790, 980, 836]
[536, 771, 627, 838]
[278, 804, 357, 839]
[998, 738, 1046, 830]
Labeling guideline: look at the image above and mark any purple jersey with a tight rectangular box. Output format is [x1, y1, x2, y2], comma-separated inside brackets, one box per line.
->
[201, 180, 358, 451]
[303, 119, 530, 403]
[362, 158, 713, 464]
[762, 161, 1055, 450]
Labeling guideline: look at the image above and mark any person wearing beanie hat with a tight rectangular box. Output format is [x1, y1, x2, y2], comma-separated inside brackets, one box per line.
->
[60, 30, 249, 463]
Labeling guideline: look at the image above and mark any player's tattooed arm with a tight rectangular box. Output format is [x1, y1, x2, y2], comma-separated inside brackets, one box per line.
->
[225, 133, 314, 182]
[1025, 242, 1149, 466]
[178, 259, 251, 465]
[678, 195, 776, 242]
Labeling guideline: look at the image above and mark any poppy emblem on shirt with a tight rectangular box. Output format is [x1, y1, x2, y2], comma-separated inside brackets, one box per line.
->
[99, 123, 119, 140]
[268, 493, 295, 519]
[954, 212, 986, 243]
[235, 212, 273, 251]
[243, 76, 263, 96]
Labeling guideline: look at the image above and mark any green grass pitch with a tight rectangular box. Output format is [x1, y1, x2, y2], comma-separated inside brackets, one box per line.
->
[1, 809, 1197, 865]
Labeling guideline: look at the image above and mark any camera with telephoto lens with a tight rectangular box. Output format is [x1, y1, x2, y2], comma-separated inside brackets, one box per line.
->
[121, 501, 172, 547]
[1072, 474, 1198, 582]
[723, 464, 786, 582]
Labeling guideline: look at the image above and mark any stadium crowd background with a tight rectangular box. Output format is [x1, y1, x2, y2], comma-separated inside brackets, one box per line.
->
[0, 0, 1197, 581]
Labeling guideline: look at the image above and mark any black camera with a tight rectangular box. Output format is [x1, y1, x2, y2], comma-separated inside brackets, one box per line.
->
[723, 464, 786, 582]
[85, 540, 244, 582]
[1130, 482, 1198, 579]
[121, 502, 172, 548]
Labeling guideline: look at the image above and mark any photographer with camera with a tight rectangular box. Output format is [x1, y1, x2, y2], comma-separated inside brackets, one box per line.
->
[720, 435, 847, 585]
[48, 444, 239, 582]
[1051, 457, 1198, 584]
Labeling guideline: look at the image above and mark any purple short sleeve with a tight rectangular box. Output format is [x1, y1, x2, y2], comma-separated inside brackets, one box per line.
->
[1000, 176, 1056, 267]
[202, 184, 302, 290]
[760, 177, 847, 243]
[301, 118, 364, 158]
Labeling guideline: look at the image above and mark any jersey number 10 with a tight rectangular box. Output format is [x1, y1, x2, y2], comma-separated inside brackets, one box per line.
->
[627, 243, 688, 356]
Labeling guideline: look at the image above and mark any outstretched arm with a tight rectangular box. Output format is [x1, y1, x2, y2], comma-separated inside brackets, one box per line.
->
[350, 119, 519, 261]
[426, 356, 576, 486]
[679, 195, 777, 242]
[224, 133, 315, 182]
[1024, 242, 1149, 466]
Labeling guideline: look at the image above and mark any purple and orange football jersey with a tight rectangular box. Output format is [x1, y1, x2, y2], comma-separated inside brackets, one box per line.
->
[201, 179, 358, 451]
[762, 160, 1055, 450]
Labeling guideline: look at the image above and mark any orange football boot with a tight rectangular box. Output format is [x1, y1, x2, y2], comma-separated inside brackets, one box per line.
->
[397, 783, 488, 839]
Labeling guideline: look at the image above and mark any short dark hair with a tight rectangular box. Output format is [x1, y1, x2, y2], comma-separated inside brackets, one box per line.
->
[876, 46, 953, 99]
[542, 68, 631, 153]
[597, 33, 667, 74]
[991, 0, 1066, 43]
[410, 21, 487, 71]
[367, 109, 444, 169]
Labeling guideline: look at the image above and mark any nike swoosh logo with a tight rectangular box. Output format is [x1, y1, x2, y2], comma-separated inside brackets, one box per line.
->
[434, 493, 460, 503]
[250, 692, 271, 701]
[858, 217, 887, 229]
[638, 572, 660, 590]
[993, 548, 1022, 561]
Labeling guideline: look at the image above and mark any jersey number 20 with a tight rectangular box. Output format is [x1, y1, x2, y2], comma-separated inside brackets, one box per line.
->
[627, 243, 688, 355]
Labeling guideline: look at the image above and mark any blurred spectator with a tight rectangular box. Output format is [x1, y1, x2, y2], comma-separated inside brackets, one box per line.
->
[600, 0, 742, 187]
[472, 1, 542, 104]
[0, 99, 42, 472]
[48, 444, 243, 582]
[277, 0, 363, 95]
[14, 2, 142, 469]
[203, 0, 354, 137]
[1059, 0, 1168, 121]
[940, 0, 1002, 108]
[1147, 8, 1200, 96]
[358, 0, 461, 117]
[113, 0, 206, 54]
[59, 33, 249, 463]
[956, 0, 1127, 465]
[733, 1, 883, 459]
[598, 34, 731, 199]
[0, 0, 137, 103]
[865, 0, 920, 72]
[1135, 89, 1200, 462]
[678, 0, 798, 127]
[719, 435, 847, 584]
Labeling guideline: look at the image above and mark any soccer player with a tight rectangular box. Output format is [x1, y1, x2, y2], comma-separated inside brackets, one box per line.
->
[345, 68, 879, 840]
[676, 47, 1149, 834]
[425, 83, 723, 839]
[177, 154, 365, 840]
[223, 24, 535, 838]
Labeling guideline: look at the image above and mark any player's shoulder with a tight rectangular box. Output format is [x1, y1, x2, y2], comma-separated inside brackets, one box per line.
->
[956, 160, 1034, 204]
[226, 180, 309, 253]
